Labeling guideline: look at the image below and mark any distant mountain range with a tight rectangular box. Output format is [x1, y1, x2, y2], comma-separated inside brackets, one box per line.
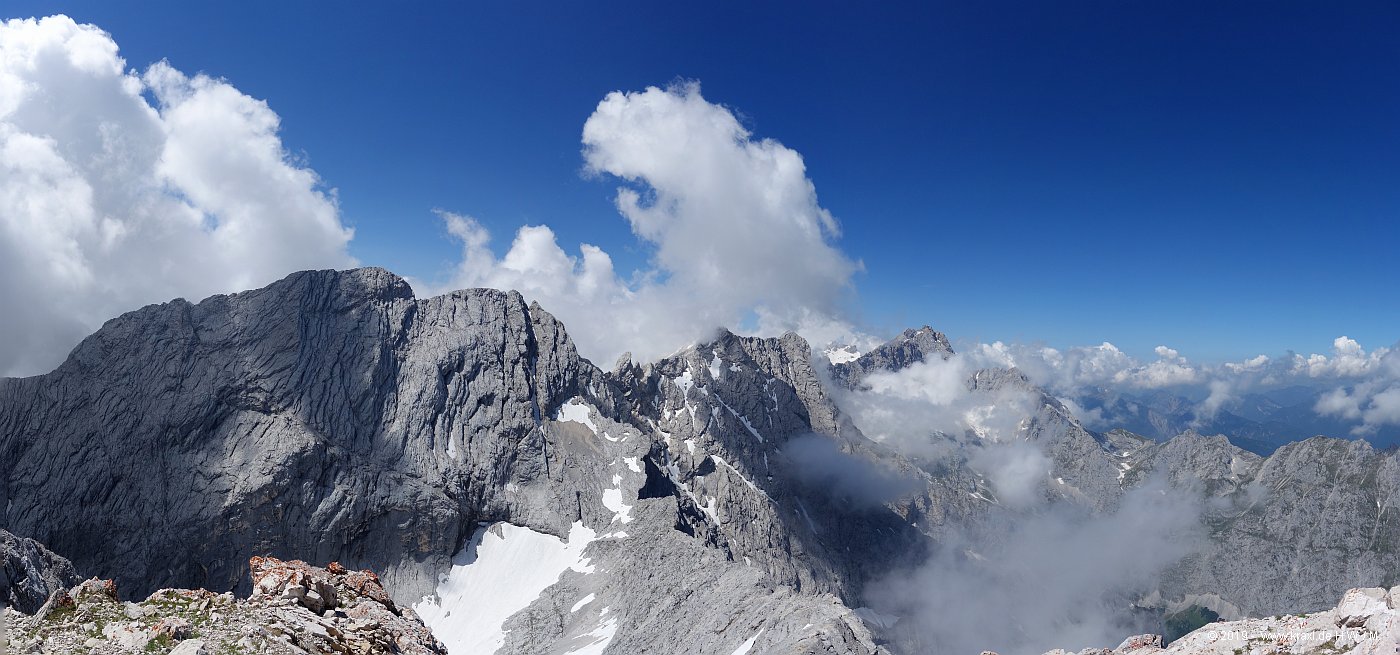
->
[1071, 384, 1400, 455]
[3, 268, 1399, 654]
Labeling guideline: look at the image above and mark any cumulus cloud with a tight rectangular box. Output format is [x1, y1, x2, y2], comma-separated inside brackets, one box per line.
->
[1294, 336, 1392, 378]
[434, 82, 862, 365]
[0, 15, 354, 376]
[1312, 349, 1400, 435]
[965, 340, 1203, 394]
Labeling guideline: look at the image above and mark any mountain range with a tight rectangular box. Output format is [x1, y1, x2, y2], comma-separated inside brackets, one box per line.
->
[3, 268, 1399, 654]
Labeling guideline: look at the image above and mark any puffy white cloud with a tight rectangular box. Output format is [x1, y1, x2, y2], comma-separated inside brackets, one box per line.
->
[966, 341, 1127, 394]
[0, 15, 354, 376]
[1224, 354, 1270, 374]
[1116, 345, 1201, 388]
[1315, 387, 1364, 421]
[1293, 336, 1391, 378]
[435, 82, 861, 365]
[1364, 387, 1400, 429]
[963, 340, 1200, 393]
[1302, 340, 1400, 435]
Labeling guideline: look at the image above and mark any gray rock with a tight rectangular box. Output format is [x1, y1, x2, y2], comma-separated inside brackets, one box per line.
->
[828, 326, 953, 389]
[168, 640, 209, 655]
[0, 269, 609, 605]
[7, 267, 1398, 654]
[1, 529, 81, 614]
[0, 268, 889, 654]
[1140, 434, 1400, 617]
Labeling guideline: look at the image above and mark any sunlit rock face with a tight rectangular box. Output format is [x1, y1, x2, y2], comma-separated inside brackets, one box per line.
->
[4, 266, 1400, 654]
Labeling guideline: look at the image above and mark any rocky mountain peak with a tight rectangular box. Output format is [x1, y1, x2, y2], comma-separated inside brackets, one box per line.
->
[828, 325, 955, 389]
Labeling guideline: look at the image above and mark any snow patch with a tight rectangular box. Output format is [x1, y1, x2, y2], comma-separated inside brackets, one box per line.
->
[709, 354, 723, 380]
[824, 345, 861, 364]
[623, 457, 642, 473]
[794, 498, 817, 533]
[563, 613, 618, 655]
[674, 370, 694, 398]
[415, 521, 596, 655]
[714, 393, 763, 442]
[702, 496, 719, 523]
[711, 455, 765, 495]
[557, 399, 598, 434]
[570, 593, 596, 613]
[728, 628, 765, 655]
[602, 488, 634, 524]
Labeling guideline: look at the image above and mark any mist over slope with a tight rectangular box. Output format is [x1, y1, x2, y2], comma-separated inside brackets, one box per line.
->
[2, 268, 1399, 655]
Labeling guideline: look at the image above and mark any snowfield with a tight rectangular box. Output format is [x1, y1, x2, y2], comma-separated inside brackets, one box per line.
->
[415, 521, 597, 654]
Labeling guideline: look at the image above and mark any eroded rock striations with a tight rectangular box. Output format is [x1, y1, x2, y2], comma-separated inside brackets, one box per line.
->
[0, 268, 890, 654]
[3, 266, 1400, 654]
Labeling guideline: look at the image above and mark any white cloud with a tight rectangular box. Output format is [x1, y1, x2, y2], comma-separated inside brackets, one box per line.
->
[1293, 336, 1391, 378]
[1303, 340, 1400, 435]
[1224, 354, 1270, 374]
[1117, 345, 1201, 388]
[1315, 387, 1364, 421]
[1198, 379, 1234, 421]
[871, 476, 1202, 655]
[837, 352, 1045, 468]
[957, 335, 1400, 437]
[963, 340, 1199, 393]
[1364, 387, 1400, 430]
[0, 15, 354, 376]
[434, 82, 861, 365]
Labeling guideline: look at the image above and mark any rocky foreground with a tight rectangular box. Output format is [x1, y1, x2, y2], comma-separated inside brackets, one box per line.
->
[1022, 587, 1400, 655]
[0, 556, 445, 654]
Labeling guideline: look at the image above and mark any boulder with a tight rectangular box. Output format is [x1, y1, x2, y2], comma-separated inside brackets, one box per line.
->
[1336, 587, 1388, 628]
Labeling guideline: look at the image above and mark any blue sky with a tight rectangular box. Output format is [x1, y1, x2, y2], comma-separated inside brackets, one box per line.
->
[8, 0, 1399, 362]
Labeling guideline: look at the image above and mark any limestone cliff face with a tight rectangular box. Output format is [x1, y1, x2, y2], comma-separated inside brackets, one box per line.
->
[1137, 434, 1400, 618]
[0, 268, 612, 605]
[0, 268, 888, 654]
[3, 266, 1399, 655]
